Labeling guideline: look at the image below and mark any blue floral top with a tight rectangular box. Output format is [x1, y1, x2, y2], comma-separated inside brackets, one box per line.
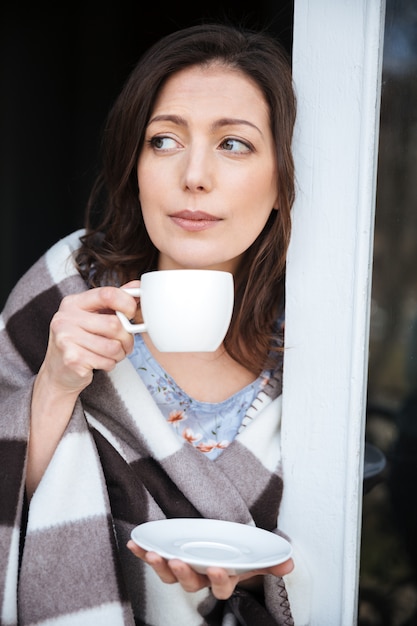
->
[128, 334, 281, 460]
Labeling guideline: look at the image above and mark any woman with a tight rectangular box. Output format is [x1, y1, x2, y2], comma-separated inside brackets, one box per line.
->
[0, 23, 300, 626]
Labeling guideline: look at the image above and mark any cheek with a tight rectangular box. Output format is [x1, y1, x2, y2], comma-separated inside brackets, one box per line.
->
[241, 169, 278, 214]
[137, 168, 160, 216]
[137, 158, 159, 192]
[140, 204, 160, 239]
[137, 164, 148, 197]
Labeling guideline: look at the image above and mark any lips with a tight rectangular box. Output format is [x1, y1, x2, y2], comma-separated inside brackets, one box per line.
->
[170, 210, 221, 232]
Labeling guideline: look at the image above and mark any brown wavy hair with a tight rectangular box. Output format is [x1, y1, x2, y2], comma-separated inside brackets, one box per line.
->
[75, 22, 297, 375]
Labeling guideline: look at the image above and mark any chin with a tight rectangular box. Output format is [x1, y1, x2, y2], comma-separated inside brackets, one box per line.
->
[158, 247, 240, 273]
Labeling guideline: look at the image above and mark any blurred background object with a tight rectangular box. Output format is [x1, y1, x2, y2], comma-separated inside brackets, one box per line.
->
[360, 1, 417, 624]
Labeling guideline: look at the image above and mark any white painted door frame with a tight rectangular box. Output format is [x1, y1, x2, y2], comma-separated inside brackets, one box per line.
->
[279, 2, 386, 624]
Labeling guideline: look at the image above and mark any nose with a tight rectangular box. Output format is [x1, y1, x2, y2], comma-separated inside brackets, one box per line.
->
[181, 144, 213, 193]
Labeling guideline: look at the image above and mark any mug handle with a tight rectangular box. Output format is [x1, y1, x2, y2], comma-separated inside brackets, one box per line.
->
[116, 287, 147, 334]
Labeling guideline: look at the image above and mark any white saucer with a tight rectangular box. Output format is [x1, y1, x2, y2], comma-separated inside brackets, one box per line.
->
[130, 518, 292, 575]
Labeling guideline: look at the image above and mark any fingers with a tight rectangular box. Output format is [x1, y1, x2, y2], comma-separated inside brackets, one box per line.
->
[126, 540, 147, 560]
[126, 543, 173, 581]
[205, 567, 240, 599]
[42, 285, 140, 394]
[237, 558, 295, 587]
[167, 560, 210, 592]
[51, 310, 132, 362]
[126, 542, 295, 601]
[60, 284, 139, 329]
[267, 557, 295, 578]
[127, 542, 207, 589]
[127, 541, 212, 591]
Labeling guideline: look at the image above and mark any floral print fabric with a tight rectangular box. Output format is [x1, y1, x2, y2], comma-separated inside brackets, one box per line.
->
[128, 334, 279, 460]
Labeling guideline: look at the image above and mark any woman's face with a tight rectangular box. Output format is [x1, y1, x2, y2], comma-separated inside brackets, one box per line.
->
[137, 64, 279, 273]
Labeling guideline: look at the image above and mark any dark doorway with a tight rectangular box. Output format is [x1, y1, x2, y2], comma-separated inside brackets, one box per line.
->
[0, 1, 293, 307]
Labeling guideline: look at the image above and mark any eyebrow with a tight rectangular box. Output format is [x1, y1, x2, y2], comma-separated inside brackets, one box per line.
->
[147, 114, 263, 136]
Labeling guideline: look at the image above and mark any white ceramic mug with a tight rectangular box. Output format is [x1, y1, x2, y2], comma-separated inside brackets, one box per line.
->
[116, 269, 234, 352]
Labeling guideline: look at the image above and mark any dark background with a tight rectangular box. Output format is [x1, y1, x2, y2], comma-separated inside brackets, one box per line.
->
[0, 0, 293, 307]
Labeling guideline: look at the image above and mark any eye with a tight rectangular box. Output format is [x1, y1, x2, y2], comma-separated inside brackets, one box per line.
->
[149, 136, 179, 150]
[220, 138, 252, 154]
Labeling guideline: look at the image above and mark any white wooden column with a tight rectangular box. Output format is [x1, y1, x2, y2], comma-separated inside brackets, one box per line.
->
[279, 2, 386, 624]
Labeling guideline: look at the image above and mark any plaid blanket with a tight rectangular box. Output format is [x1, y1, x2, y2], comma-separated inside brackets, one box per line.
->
[0, 230, 294, 626]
